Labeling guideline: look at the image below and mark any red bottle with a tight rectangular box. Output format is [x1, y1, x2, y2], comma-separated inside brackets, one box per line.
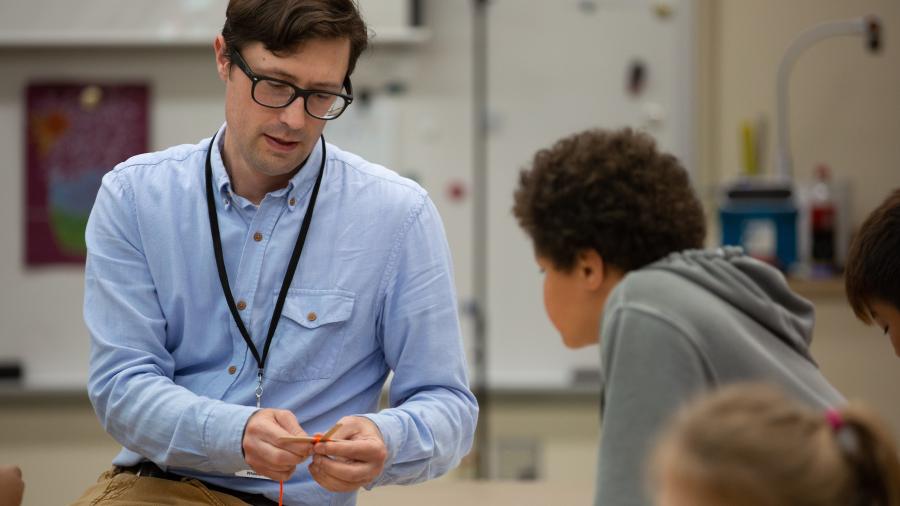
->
[810, 164, 836, 267]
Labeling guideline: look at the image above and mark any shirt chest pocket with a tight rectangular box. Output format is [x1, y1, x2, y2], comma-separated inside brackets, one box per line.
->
[266, 289, 355, 382]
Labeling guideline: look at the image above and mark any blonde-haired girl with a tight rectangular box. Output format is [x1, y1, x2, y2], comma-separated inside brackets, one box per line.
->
[652, 383, 900, 506]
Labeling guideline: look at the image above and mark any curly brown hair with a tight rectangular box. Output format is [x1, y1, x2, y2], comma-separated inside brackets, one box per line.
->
[222, 0, 369, 76]
[845, 188, 900, 324]
[512, 128, 705, 272]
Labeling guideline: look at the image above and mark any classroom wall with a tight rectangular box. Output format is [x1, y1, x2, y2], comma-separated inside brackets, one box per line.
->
[2, 1, 900, 505]
[0, 0, 700, 392]
[0, 46, 226, 388]
[0, 0, 477, 389]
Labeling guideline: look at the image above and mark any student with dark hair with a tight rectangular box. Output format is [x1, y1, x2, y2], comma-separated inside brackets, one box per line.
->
[652, 383, 900, 506]
[512, 128, 843, 506]
[73, 1, 477, 504]
[845, 188, 900, 355]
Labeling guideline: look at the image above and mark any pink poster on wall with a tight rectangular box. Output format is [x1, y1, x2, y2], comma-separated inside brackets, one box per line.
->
[25, 83, 149, 266]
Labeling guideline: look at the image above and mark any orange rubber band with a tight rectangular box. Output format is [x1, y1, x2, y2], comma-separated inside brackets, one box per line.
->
[279, 479, 284, 506]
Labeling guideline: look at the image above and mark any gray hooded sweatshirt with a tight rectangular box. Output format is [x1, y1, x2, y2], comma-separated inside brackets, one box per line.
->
[595, 248, 843, 506]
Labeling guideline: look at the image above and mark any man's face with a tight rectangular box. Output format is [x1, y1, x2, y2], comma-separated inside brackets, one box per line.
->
[536, 256, 602, 349]
[216, 37, 350, 183]
[869, 299, 900, 356]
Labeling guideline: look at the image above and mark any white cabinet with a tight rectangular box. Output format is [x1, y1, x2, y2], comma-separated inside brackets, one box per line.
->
[0, 0, 426, 46]
[484, 0, 697, 389]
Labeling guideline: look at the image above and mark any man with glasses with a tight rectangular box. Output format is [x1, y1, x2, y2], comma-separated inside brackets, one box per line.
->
[75, 1, 477, 505]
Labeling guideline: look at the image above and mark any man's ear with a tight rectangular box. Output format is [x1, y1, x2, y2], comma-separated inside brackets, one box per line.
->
[577, 249, 605, 291]
[214, 35, 230, 82]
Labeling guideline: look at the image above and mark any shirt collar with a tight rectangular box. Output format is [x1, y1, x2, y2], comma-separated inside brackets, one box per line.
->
[210, 123, 326, 212]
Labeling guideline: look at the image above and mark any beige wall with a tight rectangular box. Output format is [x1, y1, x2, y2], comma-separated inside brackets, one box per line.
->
[701, 0, 900, 228]
[698, 0, 900, 439]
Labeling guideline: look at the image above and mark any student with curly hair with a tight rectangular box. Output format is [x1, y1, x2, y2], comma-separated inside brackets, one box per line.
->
[512, 128, 843, 506]
[651, 383, 900, 506]
[845, 188, 900, 355]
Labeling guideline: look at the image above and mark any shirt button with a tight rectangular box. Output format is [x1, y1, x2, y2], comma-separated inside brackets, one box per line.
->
[253, 232, 263, 242]
[289, 197, 297, 207]
[237, 300, 247, 311]
[223, 198, 229, 206]
[307, 312, 317, 322]
[228, 366, 237, 375]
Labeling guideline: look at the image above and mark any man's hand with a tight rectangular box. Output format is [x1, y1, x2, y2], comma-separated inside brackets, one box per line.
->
[242, 409, 315, 481]
[0, 464, 24, 506]
[309, 416, 387, 492]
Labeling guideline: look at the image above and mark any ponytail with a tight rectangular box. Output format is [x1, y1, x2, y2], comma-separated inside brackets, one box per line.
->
[830, 405, 900, 506]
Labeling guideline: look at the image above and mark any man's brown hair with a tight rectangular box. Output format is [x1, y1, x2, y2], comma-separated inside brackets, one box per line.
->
[845, 188, 900, 323]
[222, 0, 369, 76]
[513, 128, 706, 272]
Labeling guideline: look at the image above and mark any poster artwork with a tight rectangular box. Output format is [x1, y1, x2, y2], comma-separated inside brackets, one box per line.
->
[25, 83, 149, 266]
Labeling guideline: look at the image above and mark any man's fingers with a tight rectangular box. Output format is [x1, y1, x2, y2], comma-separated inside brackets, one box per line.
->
[305, 415, 387, 492]
[247, 439, 308, 468]
[242, 409, 313, 484]
[263, 410, 312, 456]
[310, 454, 373, 484]
[279, 442, 314, 459]
[309, 459, 366, 492]
[273, 409, 305, 435]
[243, 449, 297, 481]
[243, 410, 384, 488]
[244, 442, 300, 482]
[244, 409, 312, 464]
[314, 439, 386, 463]
[246, 409, 306, 438]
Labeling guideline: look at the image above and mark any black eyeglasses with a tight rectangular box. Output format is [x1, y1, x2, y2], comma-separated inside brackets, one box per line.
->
[229, 49, 353, 120]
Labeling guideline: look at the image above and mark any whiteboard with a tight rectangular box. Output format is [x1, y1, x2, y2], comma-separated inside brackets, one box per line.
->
[0, 0, 695, 391]
[0, 0, 421, 390]
[484, 0, 696, 389]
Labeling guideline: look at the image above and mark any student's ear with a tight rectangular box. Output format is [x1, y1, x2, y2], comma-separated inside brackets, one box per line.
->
[577, 249, 605, 291]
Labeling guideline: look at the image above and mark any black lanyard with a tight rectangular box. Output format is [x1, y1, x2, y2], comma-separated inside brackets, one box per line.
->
[204, 134, 326, 406]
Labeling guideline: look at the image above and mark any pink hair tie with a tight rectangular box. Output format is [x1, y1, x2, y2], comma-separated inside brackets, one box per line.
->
[825, 408, 844, 431]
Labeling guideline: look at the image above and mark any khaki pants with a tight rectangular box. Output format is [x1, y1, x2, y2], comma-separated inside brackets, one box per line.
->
[71, 467, 252, 505]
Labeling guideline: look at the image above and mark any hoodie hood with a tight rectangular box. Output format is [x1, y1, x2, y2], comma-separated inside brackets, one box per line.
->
[641, 247, 816, 362]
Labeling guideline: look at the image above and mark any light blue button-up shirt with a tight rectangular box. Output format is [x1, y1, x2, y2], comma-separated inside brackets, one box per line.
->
[84, 125, 478, 505]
